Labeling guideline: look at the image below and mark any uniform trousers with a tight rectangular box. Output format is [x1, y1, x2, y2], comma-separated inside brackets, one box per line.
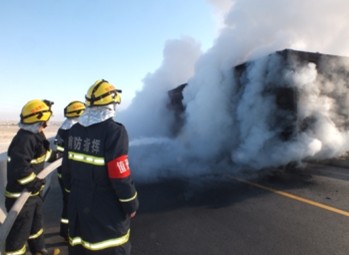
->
[5, 196, 45, 254]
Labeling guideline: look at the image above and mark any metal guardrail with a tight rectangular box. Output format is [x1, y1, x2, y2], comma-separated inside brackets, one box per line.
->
[0, 158, 62, 254]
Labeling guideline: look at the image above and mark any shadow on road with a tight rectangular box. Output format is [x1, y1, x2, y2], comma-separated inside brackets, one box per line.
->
[134, 165, 317, 215]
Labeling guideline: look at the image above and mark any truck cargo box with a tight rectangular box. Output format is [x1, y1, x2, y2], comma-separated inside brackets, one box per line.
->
[168, 49, 349, 167]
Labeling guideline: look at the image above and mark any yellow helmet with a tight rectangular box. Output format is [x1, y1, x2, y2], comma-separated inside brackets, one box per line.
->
[85, 79, 122, 107]
[20, 99, 54, 124]
[64, 101, 86, 118]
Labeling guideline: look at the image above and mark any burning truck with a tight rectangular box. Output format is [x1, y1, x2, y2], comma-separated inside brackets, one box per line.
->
[167, 49, 349, 169]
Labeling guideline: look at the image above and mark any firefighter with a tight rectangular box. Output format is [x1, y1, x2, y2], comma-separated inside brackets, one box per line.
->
[63, 79, 139, 255]
[5, 99, 59, 255]
[53, 101, 86, 240]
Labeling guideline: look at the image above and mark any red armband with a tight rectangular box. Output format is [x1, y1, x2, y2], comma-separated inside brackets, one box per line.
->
[107, 155, 131, 179]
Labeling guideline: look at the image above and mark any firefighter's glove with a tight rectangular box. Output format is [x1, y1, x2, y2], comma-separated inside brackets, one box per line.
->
[27, 177, 46, 194]
[43, 139, 51, 150]
[47, 150, 61, 163]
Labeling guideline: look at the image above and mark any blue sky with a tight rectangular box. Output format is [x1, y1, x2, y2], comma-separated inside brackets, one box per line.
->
[2, 0, 349, 171]
[0, 0, 218, 121]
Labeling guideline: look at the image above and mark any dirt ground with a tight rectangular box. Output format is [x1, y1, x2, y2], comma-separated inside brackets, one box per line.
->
[0, 122, 60, 153]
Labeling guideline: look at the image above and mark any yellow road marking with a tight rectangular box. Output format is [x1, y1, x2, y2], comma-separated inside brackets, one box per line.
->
[233, 177, 349, 217]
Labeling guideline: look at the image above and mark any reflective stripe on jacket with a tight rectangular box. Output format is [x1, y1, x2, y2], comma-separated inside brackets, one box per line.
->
[6, 129, 49, 196]
[64, 118, 138, 250]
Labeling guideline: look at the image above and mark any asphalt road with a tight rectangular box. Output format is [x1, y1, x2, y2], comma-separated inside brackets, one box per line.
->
[42, 163, 349, 255]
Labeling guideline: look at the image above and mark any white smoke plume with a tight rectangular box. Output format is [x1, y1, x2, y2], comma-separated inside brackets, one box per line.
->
[118, 37, 202, 139]
[119, 0, 349, 181]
